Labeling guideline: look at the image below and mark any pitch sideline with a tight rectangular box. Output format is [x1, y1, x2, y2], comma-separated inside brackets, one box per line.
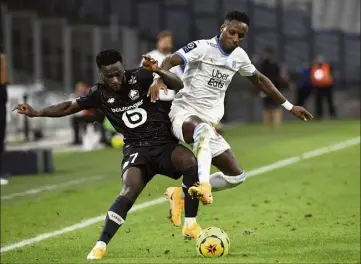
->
[1, 137, 359, 253]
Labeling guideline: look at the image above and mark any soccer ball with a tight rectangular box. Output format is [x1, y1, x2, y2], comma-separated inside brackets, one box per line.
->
[196, 227, 230, 257]
[111, 134, 124, 149]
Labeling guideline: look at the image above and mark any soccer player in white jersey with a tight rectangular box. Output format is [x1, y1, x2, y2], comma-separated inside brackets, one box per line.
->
[149, 11, 313, 235]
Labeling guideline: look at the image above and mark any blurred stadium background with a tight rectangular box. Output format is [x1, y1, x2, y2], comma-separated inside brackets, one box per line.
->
[0, 1, 360, 262]
[1, 0, 360, 147]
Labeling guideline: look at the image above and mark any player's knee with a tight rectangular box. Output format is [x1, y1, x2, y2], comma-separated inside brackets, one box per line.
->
[182, 119, 212, 143]
[120, 185, 142, 204]
[192, 123, 212, 146]
[173, 153, 198, 184]
[226, 167, 244, 176]
[172, 147, 198, 184]
[194, 123, 212, 136]
[180, 153, 197, 170]
[172, 145, 196, 168]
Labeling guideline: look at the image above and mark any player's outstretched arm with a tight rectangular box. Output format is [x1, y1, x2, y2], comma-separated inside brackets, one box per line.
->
[12, 101, 82, 118]
[247, 71, 313, 121]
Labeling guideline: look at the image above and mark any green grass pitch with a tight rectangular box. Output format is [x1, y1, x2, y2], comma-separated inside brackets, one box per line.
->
[1, 120, 360, 263]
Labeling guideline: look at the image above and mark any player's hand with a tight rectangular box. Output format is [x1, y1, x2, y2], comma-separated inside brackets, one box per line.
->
[290, 105, 313, 121]
[142, 55, 160, 72]
[12, 103, 39, 117]
[147, 78, 168, 103]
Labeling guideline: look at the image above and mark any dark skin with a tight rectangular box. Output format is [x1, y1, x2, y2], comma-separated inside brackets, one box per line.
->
[148, 19, 314, 177]
[12, 56, 194, 203]
[120, 144, 197, 204]
[12, 56, 183, 118]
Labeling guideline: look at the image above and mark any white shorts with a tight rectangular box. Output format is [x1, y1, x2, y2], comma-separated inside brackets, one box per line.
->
[169, 107, 230, 158]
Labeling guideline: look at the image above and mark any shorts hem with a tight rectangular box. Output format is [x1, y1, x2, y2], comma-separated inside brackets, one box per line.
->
[212, 148, 230, 158]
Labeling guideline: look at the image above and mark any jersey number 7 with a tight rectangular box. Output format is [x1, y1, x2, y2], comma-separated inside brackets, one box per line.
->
[122, 152, 139, 169]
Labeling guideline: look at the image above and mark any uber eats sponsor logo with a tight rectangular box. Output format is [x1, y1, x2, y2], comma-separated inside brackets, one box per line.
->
[208, 69, 229, 88]
[111, 99, 143, 113]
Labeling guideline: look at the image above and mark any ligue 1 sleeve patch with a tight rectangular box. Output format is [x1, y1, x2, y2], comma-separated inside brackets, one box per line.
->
[182, 42, 198, 53]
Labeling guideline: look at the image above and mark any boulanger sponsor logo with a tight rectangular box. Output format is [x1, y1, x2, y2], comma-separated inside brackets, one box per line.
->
[111, 99, 143, 113]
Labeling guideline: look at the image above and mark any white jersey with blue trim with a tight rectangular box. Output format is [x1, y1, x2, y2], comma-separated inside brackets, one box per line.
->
[172, 36, 256, 124]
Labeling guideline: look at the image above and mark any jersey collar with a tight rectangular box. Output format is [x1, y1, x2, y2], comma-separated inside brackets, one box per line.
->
[214, 35, 231, 56]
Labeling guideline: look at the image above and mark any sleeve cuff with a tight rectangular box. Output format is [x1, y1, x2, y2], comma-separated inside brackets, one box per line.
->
[175, 51, 187, 64]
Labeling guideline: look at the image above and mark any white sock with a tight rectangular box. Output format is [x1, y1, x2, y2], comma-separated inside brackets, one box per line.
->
[96, 241, 107, 248]
[209, 172, 231, 191]
[193, 123, 212, 184]
[210, 172, 246, 191]
[184, 217, 196, 227]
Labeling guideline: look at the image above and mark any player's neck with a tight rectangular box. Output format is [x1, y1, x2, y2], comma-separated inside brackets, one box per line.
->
[215, 35, 232, 55]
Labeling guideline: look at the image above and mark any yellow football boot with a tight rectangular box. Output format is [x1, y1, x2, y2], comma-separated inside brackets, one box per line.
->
[86, 242, 106, 260]
[164, 187, 184, 227]
[188, 182, 213, 205]
[182, 223, 202, 239]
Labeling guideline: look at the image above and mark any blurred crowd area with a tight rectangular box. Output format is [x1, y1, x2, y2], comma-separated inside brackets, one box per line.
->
[0, 0, 360, 148]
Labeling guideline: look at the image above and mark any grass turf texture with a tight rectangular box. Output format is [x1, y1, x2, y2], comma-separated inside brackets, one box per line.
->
[1, 120, 360, 263]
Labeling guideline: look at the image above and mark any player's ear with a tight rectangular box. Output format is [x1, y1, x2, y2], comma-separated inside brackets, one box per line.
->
[220, 24, 226, 34]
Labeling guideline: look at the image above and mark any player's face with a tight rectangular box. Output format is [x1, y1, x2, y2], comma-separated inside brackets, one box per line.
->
[100, 62, 125, 91]
[157, 36, 172, 54]
[219, 20, 248, 52]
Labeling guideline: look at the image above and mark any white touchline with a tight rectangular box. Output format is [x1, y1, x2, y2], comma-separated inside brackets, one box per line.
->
[1, 137, 359, 253]
[1, 175, 104, 201]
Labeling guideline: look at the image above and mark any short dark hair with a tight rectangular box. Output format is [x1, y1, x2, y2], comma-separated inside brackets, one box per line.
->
[224, 11, 250, 26]
[96, 49, 123, 68]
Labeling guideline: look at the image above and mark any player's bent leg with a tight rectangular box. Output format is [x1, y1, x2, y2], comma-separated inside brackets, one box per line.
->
[169, 145, 202, 239]
[87, 167, 145, 260]
[210, 149, 246, 191]
[182, 116, 213, 204]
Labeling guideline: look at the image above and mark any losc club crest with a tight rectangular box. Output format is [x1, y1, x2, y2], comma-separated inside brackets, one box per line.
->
[128, 75, 137, 85]
[128, 89, 139, 100]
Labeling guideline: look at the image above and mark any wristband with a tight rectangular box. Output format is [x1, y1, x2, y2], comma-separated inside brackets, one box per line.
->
[281, 100, 293, 111]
